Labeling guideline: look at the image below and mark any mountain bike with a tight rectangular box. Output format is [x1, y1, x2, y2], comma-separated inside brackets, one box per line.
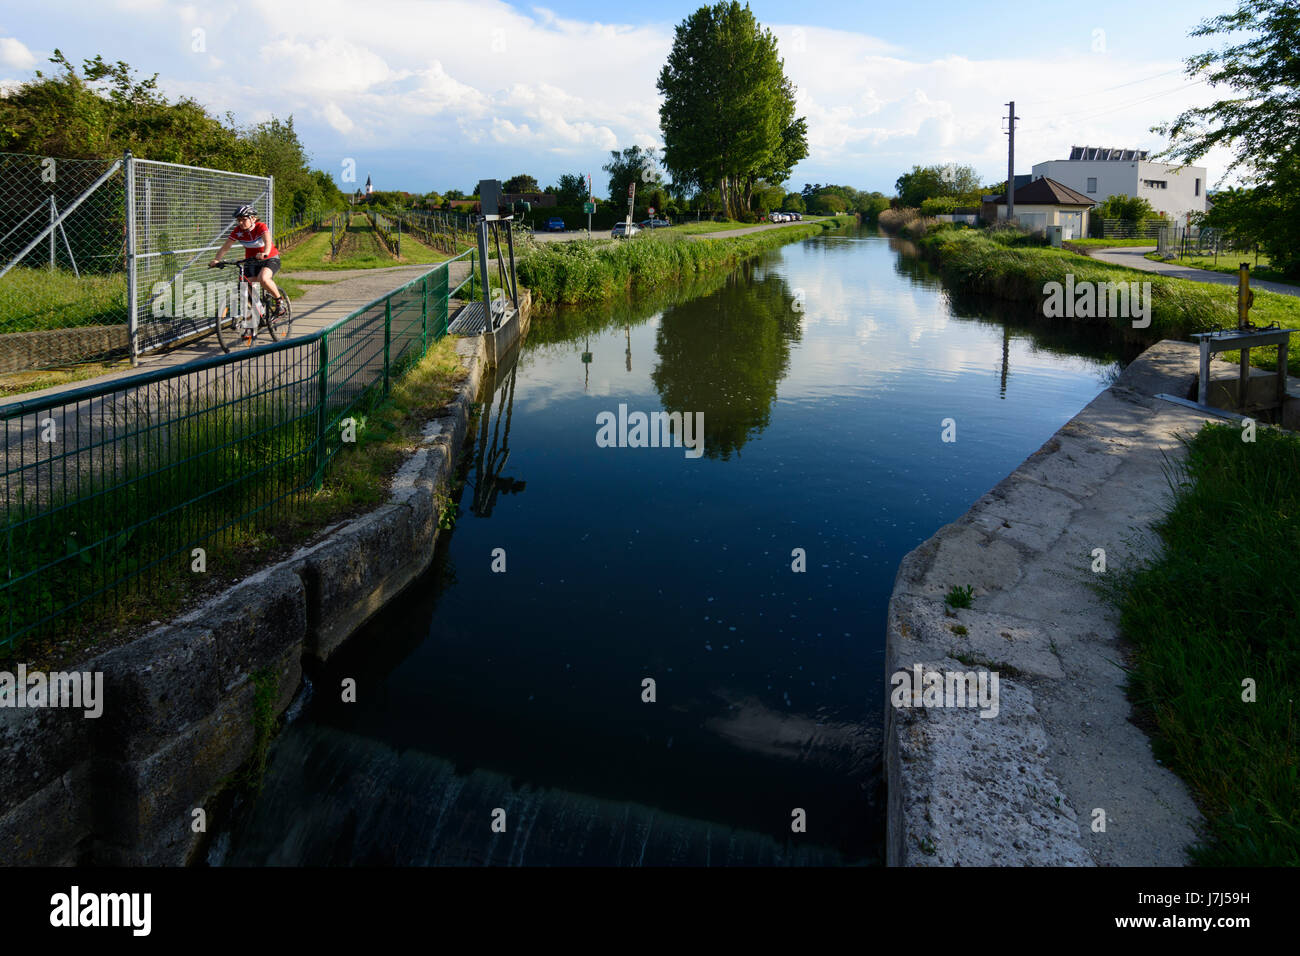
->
[207, 259, 293, 352]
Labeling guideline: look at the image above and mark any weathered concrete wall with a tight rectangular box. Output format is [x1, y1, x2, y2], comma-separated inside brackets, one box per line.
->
[885, 340, 1214, 866]
[0, 325, 495, 866]
[0, 325, 129, 373]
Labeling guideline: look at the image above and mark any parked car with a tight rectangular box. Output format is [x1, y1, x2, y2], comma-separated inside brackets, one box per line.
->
[639, 218, 672, 229]
[544, 217, 566, 231]
[611, 222, 641, 238]
[790, 212, 802, 221]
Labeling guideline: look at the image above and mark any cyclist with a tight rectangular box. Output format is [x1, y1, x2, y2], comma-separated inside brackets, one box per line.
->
[209, 205, 288, 315]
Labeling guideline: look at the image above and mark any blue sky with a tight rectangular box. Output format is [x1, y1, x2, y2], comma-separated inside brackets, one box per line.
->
[0, 0, 1239, 197]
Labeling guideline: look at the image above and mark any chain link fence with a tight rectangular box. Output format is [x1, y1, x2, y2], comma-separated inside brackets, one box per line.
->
[130, 157, 272, 356]
[0, 152, 273, 376]
[0, 154, 129, 373]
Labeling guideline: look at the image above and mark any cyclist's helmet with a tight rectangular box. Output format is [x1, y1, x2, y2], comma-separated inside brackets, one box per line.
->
[235, 204, 256, 219]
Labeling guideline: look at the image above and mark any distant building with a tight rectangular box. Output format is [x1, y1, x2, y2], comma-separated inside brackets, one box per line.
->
[502, 192, 557, 208]
[986, 178, 1095, 239]
[1031, 146, 1207, 222]
[365, 175, 373, 196]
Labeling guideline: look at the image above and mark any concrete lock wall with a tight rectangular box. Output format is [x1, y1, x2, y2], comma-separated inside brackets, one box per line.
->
[884, 340, 1215, 867]
[0, 294, 529, 865]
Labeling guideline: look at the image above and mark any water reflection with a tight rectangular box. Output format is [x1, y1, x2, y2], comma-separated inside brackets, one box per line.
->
[651, 264, 803, 460]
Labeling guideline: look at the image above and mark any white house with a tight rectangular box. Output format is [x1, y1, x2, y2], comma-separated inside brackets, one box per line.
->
[1031, 146, 1207, 223]
[987, 178, 1095, 239]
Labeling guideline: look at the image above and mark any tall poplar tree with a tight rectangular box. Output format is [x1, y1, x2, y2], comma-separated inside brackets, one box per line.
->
[657, 3, 807, 220]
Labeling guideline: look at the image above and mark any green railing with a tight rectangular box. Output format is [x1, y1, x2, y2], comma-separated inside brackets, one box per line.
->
[0, 250, 468, 652]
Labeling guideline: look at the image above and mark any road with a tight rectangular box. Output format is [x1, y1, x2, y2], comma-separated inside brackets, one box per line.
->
[1087, 246, 1300, 298]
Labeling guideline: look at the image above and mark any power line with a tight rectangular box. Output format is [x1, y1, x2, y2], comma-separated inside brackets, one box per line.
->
[1019, 67, 1186, 107]
[1016, 79, 1208, 134]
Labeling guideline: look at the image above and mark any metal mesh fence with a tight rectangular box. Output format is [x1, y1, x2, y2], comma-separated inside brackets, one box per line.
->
[1, 254, 465, 650]
[0, 154, 129, 373]
[130, 158, 272, 356]
[1100, 218, 1167, 239]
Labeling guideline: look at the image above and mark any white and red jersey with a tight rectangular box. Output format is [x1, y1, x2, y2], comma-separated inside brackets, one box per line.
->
[229, 221, 280, 259]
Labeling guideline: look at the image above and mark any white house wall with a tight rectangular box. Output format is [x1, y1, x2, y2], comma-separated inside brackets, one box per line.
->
[1030, 159, 1207, 222]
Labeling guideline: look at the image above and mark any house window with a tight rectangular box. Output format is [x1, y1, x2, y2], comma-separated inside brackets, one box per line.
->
[1086, 177, 1097, 193]
[1195, 178, 1201, 196]
[1143, 179, 1168, 190]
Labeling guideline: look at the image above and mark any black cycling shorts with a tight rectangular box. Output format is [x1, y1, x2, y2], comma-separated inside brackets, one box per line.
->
[240, 257, 281, 278]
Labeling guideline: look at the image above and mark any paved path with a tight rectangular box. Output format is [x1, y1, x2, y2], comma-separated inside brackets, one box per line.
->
[1088, 246, 1300, 298]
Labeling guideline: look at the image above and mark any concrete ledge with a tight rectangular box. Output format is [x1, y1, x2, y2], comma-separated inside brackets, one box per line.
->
[0, 325, 129, 373]
[885, 339, 1207, 866]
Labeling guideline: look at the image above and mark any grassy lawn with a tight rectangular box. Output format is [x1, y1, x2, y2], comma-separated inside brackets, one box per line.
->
[4, 332, 466, 668]
[0, 267, 126, 333]
[1113, 422, 1299, 865]
[1144, 251, 1298, 287]
[1066, 238, 1158, 249]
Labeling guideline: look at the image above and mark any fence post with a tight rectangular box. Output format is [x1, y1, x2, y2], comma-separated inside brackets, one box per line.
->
[421, 275, 428, 355]
[314, 333, 330, 488]
[383, 296, 392, 397]
[124, 150, 139, 366]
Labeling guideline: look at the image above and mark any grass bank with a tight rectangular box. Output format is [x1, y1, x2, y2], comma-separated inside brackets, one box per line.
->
[1112, 422, 1299, 865]
[518, 214, 855, 304]
[913, 227, 1300, 373]
[0, 267, 126, 333]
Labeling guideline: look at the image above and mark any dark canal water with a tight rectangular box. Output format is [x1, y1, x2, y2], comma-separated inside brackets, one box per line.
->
[215, 225, 1133, 866]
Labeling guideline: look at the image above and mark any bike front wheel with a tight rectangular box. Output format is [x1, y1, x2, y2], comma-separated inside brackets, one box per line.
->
[214, 304, 235, 353]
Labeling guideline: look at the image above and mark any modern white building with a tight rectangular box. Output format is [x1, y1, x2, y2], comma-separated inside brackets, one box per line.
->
[1031, 146, 1207, 223]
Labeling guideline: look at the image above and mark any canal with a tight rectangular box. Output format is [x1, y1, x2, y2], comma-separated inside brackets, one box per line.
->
[215, 224, 1134, 866]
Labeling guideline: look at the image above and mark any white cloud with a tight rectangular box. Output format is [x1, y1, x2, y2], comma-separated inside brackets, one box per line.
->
[0, 37, 37, 70]
[6, 1, 1231, 190]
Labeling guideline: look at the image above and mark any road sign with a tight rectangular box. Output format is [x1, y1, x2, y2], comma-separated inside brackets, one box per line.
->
[583, 202, 595, 214]
[649, 207, 655, 215]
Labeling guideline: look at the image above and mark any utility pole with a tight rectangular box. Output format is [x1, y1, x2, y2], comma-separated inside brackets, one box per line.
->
[1005, 101, 1019, 222]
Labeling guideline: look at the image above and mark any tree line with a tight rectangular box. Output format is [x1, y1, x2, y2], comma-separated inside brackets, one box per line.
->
[0, 51, 348, 228]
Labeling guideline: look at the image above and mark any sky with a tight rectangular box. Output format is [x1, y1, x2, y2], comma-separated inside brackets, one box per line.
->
[0, 0, 1243, 198]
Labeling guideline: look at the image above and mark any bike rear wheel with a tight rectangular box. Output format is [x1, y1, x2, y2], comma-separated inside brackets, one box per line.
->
[264, 293, 293, 341]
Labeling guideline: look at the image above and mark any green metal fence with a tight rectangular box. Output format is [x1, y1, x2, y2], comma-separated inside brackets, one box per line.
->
[0, 252, 463, 652]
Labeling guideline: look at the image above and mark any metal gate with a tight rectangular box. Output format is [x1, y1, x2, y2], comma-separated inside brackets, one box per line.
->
[128, 157, 273, 357]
